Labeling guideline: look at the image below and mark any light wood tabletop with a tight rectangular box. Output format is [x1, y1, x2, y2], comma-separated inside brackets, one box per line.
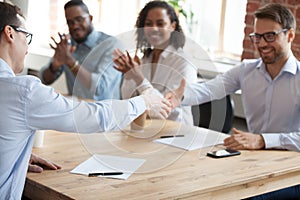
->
[24, 120, 300, 200]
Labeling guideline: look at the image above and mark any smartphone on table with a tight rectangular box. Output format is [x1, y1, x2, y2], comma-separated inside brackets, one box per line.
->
[207, 148, 241, 158]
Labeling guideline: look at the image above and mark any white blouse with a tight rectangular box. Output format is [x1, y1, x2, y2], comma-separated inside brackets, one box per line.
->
[122, 45, 198, 125]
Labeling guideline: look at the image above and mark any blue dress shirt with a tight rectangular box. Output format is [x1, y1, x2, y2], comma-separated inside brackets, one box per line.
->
[0, 59, 146, 199]
[183, 53, 300, 151]
[40, 30, 124, 100]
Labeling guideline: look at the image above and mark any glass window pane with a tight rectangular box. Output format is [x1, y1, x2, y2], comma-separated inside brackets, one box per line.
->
[223, 0, 247, 55]
[186, 0, 222, 53]
[24, 0, 247, 60]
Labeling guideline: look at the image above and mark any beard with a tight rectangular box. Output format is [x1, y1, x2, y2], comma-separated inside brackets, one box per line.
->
[259, 46, 285, 65]
[73, 25, 93, 44]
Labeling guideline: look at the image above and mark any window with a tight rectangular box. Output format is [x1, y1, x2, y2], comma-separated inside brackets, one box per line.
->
[24, 0, 246, 62]
[183, 0, 247, 61]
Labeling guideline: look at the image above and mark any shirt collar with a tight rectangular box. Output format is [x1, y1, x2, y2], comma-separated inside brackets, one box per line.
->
[256, 52, 299, 76]
[0, 58, 15, 77]
[160, 45, 178, 59]
[282, 53, 299, 75]
[72, 29, 101, 49]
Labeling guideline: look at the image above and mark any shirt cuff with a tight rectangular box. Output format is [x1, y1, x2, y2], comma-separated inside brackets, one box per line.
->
[128, 96, 147, 116]
[262, 133, 281, 149]
[136, 79, 153, 94]
[181, 85, 194, 106]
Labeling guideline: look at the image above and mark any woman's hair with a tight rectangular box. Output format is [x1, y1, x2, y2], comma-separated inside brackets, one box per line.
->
[135, 0, 185, 54]
[254, 3, 296, 30]
[0, 2, 24, 29]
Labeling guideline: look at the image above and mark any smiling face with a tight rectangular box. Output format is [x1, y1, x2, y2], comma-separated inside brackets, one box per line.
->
[65, 5, 93, 43]
[253, 18, 291, 65]
[143, 7, 175, 50]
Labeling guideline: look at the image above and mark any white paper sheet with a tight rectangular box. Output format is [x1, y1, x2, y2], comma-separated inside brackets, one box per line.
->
[154, 127, 229, 151]
[70, 154, 145, 180]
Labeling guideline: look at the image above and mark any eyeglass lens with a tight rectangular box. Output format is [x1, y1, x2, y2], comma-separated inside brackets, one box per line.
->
[17, 28, 32, 45]
[250, 29, 287, 44]
[7, 25, 32, 45]
[26, 34, 32, 45]
[67, 15, 88, 26]
[252, 33, 275, 43]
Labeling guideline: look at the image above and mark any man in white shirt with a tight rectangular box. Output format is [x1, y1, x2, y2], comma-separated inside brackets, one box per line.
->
[0, 2, 171, 199]
[166, 3, 300, 199]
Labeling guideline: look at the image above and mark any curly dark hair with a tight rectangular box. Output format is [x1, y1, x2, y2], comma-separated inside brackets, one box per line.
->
[135, 0, 185, 55]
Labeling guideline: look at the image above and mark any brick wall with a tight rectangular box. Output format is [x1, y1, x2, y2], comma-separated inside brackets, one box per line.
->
[241, 0, 300, 60]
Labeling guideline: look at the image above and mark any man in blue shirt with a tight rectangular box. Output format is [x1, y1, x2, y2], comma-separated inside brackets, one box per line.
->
[166, 3, 300, 199]
[40, 0, 123, 100]
[0, 2, 171, 199]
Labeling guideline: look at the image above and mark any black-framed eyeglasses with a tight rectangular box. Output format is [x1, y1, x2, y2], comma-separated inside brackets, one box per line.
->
[249, 29, 288, 44]
[0, 25, 33, 45]
[66, 14, 89, 27]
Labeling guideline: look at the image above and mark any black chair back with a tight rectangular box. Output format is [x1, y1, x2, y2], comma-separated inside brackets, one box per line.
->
[192, 95, 234, 133]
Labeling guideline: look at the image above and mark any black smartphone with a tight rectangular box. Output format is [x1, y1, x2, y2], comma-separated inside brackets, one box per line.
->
[207, 149, 241, 158]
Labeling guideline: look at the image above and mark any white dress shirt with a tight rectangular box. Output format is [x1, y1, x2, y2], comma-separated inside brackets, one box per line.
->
[0, 59, 146, 199]
[183, 53, 300, 151]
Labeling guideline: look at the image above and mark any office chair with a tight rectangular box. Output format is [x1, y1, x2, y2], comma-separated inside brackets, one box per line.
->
[192, 95, 234, 133]
[27, 68, 40, 77]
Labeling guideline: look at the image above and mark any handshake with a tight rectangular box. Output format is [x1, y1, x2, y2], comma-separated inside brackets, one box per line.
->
[140, 79, 186, 119]
[112, 48, 187, 120]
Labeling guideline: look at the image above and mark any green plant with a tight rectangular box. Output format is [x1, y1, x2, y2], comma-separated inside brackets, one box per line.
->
[167, 0, 194, 23]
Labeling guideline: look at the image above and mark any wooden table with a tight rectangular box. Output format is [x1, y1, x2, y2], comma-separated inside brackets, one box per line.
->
[24, 120, 300, 200]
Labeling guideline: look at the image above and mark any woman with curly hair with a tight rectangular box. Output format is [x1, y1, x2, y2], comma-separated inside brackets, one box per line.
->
[114, 0, 197, 125]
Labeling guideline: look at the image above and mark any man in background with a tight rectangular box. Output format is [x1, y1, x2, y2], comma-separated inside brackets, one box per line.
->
[40, 0, 123, 100]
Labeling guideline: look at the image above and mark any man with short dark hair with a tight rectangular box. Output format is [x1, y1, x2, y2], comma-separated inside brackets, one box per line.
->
[0, 2, 171, 199]
[166, 3, 300, 199]
[40, 0, 123, 100]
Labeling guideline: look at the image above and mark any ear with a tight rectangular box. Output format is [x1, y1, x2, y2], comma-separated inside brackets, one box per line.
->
[171, 21, 176, 32]
[89, 14, 93, 22]
[3, 26, 14, 42]
[287, 28, 295, 43]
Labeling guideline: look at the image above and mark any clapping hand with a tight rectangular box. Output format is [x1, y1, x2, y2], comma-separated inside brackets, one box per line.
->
[113, 49, 144, 84]
[49, 32, 76, 69]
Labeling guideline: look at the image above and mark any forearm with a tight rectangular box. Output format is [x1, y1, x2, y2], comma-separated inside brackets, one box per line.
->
[27, 82, 147, 133]
[68, 61, 92, 89]
[41, 63, 62, 85]
[181, 82, 213, 106]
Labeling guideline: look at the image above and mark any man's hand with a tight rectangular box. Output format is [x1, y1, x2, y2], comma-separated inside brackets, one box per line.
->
[224, 128, 265, 150]
[141, 88, 172, 119]
[164, 79, 186, 109]
[28, 153, 61, 173]
[50, 32, 76, 69]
